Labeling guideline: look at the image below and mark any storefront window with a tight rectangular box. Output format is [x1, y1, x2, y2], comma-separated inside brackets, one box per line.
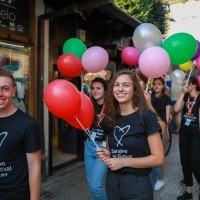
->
[0, 41, 30, 114]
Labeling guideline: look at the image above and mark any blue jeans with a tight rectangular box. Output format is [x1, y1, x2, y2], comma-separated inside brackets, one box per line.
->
[149, 166, 160, 188]
[84, 138, 108, 200]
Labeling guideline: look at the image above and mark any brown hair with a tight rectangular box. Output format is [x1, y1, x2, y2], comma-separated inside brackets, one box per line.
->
[187, 76, 200, 91]
[134, 69, 148, 85]
[152, 77, 168, 96]
[104, 69, 148, 128]
[0, 67, 15, 87]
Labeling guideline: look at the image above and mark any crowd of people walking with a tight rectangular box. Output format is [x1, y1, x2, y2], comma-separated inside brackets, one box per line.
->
[1, 66, 200, 200]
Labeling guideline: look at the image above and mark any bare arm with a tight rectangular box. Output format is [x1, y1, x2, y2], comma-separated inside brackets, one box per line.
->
[97, 132, 164, 171]
[174, 86, 188, 113]
[143, 91, 157, 114]
[166, 105, 171, 124]
[26, 150, 41, 200]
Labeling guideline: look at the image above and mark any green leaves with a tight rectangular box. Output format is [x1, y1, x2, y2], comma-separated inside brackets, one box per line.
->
[114, 0, 173, 35]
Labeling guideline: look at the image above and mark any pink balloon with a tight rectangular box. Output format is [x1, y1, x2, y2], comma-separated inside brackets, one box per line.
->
[82, 46, 109, 73]
[197, 57, 200, 71]
[196, 56, 200, 63]
[138, 46, 170, 78]
[198, 75, 200, 87]
[121, 47, 140, 65]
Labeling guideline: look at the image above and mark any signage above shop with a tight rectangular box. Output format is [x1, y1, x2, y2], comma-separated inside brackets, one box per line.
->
[0, 0, 29, 37]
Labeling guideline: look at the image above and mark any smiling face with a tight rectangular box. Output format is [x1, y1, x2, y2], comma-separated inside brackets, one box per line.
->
[0, 76, 16, 112]
[113, 74, 134, 104]
[153, 79, 164, 94]
[91, 81, 105, 104]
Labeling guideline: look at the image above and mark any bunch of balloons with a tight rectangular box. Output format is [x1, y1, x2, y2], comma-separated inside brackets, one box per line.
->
[58, 38, 109, 77]
[44, 38, 109, 130]
[132, 23, 170, 78]
[121, 22, 199, 86]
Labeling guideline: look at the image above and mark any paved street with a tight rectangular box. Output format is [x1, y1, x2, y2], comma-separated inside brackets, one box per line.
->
[41, 134, 199, 200]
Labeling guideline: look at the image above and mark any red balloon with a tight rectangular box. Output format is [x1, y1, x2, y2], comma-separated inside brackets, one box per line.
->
[121, 47, 140, 65]
[57, 54, 83, 77]
[44, 80, 81, 118]
[66, 92, 94, 130]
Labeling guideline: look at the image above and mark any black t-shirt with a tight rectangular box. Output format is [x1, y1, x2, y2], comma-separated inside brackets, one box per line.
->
[181, 93, 200, 125]
[89, 104, 106, 141]
[107, 109, 161, 176]
[0, 109, 41, 200]
[151, 95, 166, 122]
[159, 95, 171, 106]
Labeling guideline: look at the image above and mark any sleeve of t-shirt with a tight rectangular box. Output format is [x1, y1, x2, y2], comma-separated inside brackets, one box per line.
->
[24, 120, 41, 153]
[144, 110, 162, 137]
[151, 96, 166, 122]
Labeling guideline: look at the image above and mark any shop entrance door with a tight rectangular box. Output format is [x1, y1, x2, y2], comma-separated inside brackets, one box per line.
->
[48, 64, 84, 175]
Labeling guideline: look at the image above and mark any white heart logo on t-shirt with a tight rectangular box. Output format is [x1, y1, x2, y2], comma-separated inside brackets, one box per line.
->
[113, 125, 130, 147]
[0, 132, 8, 147]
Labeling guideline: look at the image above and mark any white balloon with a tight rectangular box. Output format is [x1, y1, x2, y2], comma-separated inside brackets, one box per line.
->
[133, 23, 162, 53]
[170, 70, 186, 86]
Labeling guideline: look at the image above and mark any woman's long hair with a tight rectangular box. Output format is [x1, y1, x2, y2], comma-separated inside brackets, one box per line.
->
[90, 77, 108, 129]
[104, 69, 149, 128]
[152, 77, 168, 96]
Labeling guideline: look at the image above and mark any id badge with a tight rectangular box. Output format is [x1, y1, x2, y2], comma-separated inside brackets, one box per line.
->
[185, 118, 191, 126]
[91, 131, 97, 141]
[102, 141, 106, 148]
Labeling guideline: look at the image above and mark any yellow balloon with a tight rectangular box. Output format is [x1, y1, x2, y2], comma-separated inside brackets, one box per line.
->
[179, 61, 193, 71]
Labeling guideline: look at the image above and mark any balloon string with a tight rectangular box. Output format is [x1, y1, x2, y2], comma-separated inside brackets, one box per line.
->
[75, 118, 99, 148]
[146, 78, 153, 92]
[186, 61, 196, 86]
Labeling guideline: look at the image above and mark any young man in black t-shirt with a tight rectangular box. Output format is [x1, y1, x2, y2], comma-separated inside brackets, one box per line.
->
[0, 67, 41, 200]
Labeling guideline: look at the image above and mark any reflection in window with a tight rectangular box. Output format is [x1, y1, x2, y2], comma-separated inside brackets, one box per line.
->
[0, 41, 30, 114]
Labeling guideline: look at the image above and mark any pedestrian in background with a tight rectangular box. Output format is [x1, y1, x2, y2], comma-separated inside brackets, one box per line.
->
[171, 82, 183, 134]
[174, 76, 200, 200]
[84, 77, 108, 200]
[152, 77, 171, 190]
[97, 69, 164, 200]
[135, 69, 166, 189]
[0, 67, 41, 200]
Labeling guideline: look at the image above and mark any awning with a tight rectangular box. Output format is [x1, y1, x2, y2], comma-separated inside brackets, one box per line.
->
[40, 0, 141, 34]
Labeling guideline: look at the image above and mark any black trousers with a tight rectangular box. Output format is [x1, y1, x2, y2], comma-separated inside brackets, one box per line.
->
[179, 124, 200, 186]
[106, 171, 153, 200]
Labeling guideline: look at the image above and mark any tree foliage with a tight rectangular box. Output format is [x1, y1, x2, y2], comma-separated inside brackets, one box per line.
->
[115, 0, 172, 35]
[114, 0, 153, 22]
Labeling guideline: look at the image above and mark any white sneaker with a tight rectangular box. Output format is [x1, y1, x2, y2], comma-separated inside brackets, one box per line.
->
[154, 180, 164, 191]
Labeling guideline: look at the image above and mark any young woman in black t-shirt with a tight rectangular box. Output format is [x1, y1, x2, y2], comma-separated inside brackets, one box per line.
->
[152, 77, 171, 190]
[97, 70, 164, 200]
[135, 70, 166, 190]
[84, 77, 108, 200]
[174, 76, 200, 200]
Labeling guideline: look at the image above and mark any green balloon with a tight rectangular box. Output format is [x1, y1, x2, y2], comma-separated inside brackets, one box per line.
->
[62, 38, 87, 59]
[162, 33, 197, 65]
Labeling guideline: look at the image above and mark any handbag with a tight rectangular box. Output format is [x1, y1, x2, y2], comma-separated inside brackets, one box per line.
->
[12, 90, 26, 113]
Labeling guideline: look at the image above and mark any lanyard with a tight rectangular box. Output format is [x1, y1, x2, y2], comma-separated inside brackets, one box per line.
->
[187, 93, 199, 117]
[96, 105, 105, 126]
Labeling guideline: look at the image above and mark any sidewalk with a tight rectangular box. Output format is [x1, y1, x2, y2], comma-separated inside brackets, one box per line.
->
[40, 134, 199, 200]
